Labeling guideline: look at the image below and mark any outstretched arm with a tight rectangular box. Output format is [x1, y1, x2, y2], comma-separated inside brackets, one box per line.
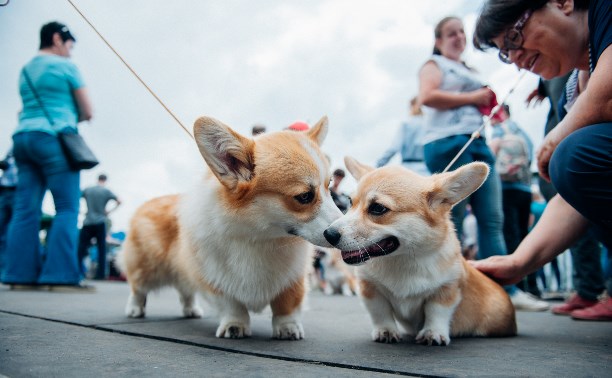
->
[470, 195, 589, 285]
[376, 126, 403, 167]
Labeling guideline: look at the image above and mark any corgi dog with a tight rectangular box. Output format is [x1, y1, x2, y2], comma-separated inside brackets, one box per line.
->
[312, 247, 358, 296]
[323, 158, 516, 346]
[118, 116, 342, 340]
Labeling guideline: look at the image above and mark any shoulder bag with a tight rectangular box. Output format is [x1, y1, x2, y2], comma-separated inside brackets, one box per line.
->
[22, 68, 99, 171]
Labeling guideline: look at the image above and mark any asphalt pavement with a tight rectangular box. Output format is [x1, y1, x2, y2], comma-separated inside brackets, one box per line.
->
[1, 281, 610, 377]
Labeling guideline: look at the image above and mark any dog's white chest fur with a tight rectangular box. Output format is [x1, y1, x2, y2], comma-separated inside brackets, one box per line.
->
[360, 252, 463, 327]
[180, 183, 310, 312]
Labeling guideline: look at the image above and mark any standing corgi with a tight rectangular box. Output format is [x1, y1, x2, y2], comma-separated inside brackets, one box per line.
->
[324, 158, 516, 346]
[118, 116, 342, 340]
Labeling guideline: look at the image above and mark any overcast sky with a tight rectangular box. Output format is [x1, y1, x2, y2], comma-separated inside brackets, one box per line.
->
[0, 0, 549, 232]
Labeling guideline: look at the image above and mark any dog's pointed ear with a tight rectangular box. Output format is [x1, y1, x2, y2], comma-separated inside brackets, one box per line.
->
[344, 156, 374, 182]
[429, 162, 489, 209]
[306, 116, 328, 146]
[193, 116, 255, 190]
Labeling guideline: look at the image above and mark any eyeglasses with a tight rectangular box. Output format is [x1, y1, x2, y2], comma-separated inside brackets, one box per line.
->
[498, 9, 532, 64]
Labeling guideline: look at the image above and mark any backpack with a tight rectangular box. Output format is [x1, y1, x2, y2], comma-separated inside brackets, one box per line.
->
[495, 125, 530, 183]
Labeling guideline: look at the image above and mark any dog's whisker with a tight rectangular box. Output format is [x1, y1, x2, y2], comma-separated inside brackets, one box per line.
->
[355, 237, 371, 263]
[361, 235, 387, 253]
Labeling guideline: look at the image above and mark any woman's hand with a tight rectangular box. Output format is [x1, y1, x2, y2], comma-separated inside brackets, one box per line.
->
[470, 87, 494, 107]
[468, 254, 526, 286]
[537, 124, 565, 182]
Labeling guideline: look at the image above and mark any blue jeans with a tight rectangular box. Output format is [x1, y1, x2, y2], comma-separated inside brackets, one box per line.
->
[550, 122, 612, 294]
[424, 135, 515, 294]
[0, 189, 15, 274]
[1, 131, 81, 285]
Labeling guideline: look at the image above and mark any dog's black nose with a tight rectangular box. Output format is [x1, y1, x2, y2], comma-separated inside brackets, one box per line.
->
[324, 228, 342, 246]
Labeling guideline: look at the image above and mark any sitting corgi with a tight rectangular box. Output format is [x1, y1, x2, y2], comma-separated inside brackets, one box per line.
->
[118, 116, 342, 340]
[323, 158, 516, 346]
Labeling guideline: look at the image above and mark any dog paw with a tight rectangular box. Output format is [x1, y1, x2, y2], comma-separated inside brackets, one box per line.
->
[372, 327, 401, 343]
[415, 328, 450, 346]
[183, 305, 204, 318]
[125, 306, 145, 318]
[273, 322, 304, 340]
[216, 322, 251, 339]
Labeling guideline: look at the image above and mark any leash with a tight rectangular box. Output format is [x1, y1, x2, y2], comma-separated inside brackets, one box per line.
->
[66, 0, 194, 140]
[441, 70, 527, 173]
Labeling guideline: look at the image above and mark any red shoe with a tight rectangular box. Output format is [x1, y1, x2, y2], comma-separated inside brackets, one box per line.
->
[571, 298, 612, 321]
[551, 294, 597, 316]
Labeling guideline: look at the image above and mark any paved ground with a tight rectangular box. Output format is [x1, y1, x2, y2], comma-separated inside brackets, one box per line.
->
[1, 281, 611, 377]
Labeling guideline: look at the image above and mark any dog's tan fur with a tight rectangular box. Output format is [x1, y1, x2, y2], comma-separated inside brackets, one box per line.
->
[118, 116, 342, 340]
[325, 158, 516, 345]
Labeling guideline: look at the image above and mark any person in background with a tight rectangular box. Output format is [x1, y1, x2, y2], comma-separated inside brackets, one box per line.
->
[78, 174, 121, 280]
[0, 149, 18, 274]
[329, 168, 351, 214]
[461, 205, 478, 260]
[529, 187, 564, 294]
[472, 0, 611, 321]
[251, 124, 266, 136]
[1, 21, 94, 291]
[418, 16, 548, 311]
[490, 104, 541, 297]
[376, 96, 430, 176]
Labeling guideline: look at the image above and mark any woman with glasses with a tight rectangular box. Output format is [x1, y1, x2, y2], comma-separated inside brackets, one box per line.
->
[472, 0, 612, 321]
[418, 16, 549, 311]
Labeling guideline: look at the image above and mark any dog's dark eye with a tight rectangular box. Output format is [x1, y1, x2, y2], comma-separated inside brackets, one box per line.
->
[294, 191, 315, 204]
[368, 202, 388, 216]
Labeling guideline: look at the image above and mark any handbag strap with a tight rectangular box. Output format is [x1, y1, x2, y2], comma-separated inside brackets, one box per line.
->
[22, 68, 55, 126]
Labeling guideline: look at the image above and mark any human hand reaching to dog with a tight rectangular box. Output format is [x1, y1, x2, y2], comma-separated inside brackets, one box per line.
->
[471, 195, 590, 286]
[469, 255, 525, 286]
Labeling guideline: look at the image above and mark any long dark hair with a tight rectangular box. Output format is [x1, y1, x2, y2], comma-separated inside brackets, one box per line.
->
[473, 0, 590, 51]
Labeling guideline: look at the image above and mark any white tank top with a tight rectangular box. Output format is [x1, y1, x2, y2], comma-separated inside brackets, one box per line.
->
[421, 55, 485, 144]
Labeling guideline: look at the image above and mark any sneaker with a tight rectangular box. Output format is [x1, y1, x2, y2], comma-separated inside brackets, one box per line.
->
[48, 281, 96, 293]
[571, 298, 612, 321]
[551, 293, 598, 316]
[510, 290, 550, 311]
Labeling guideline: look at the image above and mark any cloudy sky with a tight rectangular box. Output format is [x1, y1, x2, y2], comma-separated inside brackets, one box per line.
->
[0, 0, 548, 232]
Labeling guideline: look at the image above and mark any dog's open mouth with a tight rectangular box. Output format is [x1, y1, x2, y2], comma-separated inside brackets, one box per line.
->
[340, 236, 400, 265]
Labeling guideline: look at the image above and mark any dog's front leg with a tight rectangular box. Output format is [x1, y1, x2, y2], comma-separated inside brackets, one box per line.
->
[360, 280, 401, 343]
[206, 294, 251, 339]
[270, 279, 306, 340]
[416, 286, 460, 346]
